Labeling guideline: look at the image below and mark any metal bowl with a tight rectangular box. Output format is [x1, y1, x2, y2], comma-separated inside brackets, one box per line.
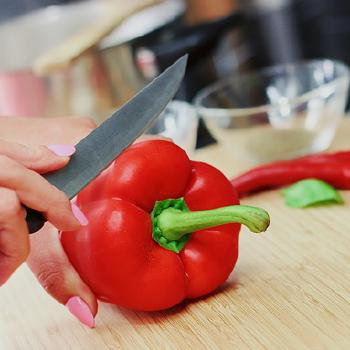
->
[0, 0, 184, 121]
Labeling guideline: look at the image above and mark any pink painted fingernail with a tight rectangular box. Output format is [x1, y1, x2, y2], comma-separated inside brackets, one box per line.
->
[71, 203, 88, 226]
[48, 144, 76, 157]
[66, 296, 95, 328]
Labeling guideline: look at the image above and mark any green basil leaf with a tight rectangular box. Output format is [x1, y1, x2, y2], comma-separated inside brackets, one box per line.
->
[282, 179, 344, 208]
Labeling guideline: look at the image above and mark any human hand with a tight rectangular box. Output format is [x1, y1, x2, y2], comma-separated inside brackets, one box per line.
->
[2, 116, 170, 328]
[0, 139, 83, 287]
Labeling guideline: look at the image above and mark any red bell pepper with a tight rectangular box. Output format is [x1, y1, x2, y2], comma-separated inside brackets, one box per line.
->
[61, 140, 269, 311]
[231, 151, 350, 198]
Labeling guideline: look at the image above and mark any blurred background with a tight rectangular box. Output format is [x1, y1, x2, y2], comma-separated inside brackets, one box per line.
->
[0, 0, 349, 158]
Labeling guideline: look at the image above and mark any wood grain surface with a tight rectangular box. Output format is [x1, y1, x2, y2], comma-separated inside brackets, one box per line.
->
[1, 120, 350, 349]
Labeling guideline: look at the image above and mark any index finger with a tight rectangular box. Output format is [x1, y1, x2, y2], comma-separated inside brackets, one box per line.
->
[0, 155, 83, 231]
[0, 139, 75, 174]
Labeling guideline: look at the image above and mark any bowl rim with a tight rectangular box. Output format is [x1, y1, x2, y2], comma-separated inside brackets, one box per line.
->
[193, 59, 350, 118]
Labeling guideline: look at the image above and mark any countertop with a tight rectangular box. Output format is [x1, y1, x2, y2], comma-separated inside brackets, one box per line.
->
[2, 120, 350, 349]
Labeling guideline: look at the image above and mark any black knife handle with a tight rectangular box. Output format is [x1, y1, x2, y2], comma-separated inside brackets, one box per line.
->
[25, 206, 46, 234]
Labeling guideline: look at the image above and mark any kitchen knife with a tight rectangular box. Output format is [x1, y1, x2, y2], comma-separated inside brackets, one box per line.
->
[26, 55, 187, 233]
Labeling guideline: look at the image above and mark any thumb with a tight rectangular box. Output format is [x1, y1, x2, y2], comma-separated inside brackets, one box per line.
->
[26, 223, 98, 328]
[0, 139, 75, 173]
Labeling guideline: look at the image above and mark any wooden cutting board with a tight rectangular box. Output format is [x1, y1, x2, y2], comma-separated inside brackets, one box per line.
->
[2, 120, 350, 349]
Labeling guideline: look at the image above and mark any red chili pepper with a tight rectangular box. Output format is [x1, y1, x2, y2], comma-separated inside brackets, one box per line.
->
[231, 151, 350, 198]
[61, 140, 269, 311]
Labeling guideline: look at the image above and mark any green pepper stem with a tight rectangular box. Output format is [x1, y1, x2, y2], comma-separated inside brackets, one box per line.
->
[157, 205, 270, 241]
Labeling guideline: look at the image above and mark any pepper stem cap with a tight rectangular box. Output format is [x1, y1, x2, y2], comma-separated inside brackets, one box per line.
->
[151, 198, 270, 253]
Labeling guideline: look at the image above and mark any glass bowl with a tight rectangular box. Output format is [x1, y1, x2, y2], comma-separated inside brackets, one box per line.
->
[194, 59, 350, 164]
[144, 100, 198, 155]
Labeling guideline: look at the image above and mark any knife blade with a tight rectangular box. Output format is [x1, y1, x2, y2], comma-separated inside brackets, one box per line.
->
[26, 55, 188, 233]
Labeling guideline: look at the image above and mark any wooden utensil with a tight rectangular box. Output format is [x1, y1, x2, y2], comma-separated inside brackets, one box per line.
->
[33, 0, 161, 75]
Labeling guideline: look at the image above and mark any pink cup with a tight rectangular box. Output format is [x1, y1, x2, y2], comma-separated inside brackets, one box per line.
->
[0, 71, 47, 117]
